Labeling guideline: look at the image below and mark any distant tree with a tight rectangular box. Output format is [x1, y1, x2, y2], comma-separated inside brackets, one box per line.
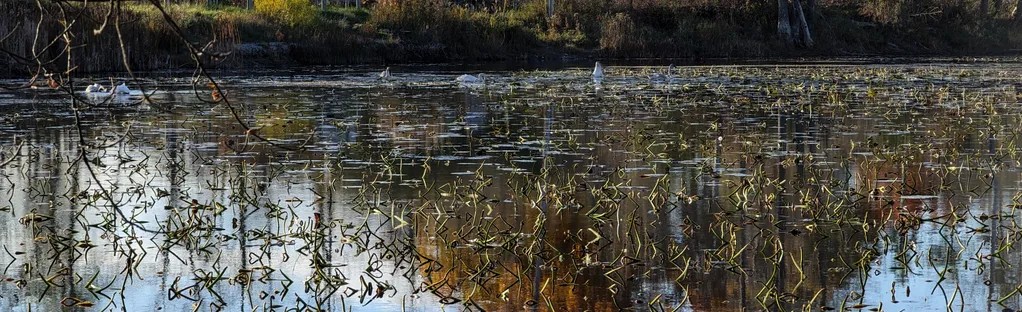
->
[777, 0, 793, 44]
[778, 0, 812, 47]
[791, 0, 812, 47]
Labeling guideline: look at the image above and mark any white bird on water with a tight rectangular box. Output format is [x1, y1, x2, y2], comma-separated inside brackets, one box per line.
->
[456, 73, 486, 86]
[84, 83, 106, 93]
[379, 67, 391, 80]
[114, 83, 133, 95]
[650, 64, 675, 81]
[592, 62, 604, 83]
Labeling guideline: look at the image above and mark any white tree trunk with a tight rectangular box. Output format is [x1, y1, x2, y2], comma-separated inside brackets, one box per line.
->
[777, 0, 794, 45]
[547, 0, 554, 17]
[792, 0, 813, 47]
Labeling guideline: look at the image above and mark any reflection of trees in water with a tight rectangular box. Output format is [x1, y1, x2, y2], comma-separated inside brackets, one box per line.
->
[8, 62, 1022, 311]
[374, 96, 872, 310]
[366, 89, 495, 159]
[677, 108, 874, 311]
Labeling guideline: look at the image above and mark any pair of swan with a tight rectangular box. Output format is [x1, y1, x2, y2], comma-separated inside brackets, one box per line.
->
[378, 67, 488, 87]
[84, 82, 139, 96]
[378, 67, 487, 86]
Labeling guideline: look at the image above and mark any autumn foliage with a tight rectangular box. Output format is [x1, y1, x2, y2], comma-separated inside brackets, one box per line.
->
[254, 0, 318, 27]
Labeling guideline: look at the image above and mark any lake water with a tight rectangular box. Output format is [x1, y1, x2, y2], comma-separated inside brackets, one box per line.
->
[1, 62, 1022, 311]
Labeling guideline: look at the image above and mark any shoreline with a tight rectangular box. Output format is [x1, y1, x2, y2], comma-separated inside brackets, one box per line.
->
[5, 2, 1022, 78]
[10, 55, 1022, 83]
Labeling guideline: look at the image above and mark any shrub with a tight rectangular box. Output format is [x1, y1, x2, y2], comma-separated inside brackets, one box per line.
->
[254, 0, 318, 27]
[600, 12, 639, 53]
[368, 0, 451, 34]
[323, 6, 370, 26]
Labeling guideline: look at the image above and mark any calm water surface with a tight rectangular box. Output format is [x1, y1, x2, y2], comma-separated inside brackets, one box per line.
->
[1, 62, 1022, 311]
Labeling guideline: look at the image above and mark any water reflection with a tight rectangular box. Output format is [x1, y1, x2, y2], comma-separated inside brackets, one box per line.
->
[0, 63, 1021, 310]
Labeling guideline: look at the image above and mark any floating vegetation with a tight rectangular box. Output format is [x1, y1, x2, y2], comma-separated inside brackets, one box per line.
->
[1, 62, 1022, 311]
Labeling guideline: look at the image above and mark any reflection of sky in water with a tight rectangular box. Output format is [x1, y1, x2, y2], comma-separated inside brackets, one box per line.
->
[1, 63, 1022, 310]
[839, 184, 1022, 311]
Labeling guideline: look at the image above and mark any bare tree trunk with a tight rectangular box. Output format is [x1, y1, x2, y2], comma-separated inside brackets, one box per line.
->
[547, 0, 554, 17]
[806, 0, 816, 26]
[777, 0, 794, 45]
[982, 0, 990, 16]
[792, 0, 813, 47]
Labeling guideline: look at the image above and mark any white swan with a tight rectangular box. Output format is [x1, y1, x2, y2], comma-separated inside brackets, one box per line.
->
[84, 83, 106, 93]
[592, 62, 604, 83]
[379, 67, 391, 80]
[650, 64, 675, 81]
[456, 73, 486, 86]
[114, 83, 133, 95]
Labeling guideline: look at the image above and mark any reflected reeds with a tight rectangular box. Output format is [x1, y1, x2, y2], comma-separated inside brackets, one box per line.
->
[1, 63, 1022, 310]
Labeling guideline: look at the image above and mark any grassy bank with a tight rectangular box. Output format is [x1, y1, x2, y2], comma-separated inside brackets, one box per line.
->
[4, 0, 1022, 76]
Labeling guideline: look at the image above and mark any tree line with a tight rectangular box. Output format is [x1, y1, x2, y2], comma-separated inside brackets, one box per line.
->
[152, 0, 1022, 49]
